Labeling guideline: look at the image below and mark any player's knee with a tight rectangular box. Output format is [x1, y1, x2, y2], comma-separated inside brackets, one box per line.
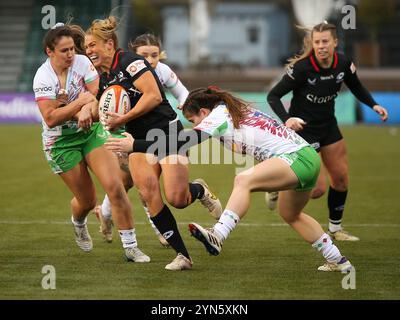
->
[87, 199, 97, 211]
[136, 175, 160, 202]
[165, 189, 187, 209]
[166, 192, 187, 209]
[72, 197, 96, 212]
[233, 174, 251, 190]
[103, 179, 126, 202]
[279, 210, 300, 225]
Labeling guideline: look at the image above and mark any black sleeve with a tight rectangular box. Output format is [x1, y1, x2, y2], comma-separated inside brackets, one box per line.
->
[267, 64, 304, 123]
[132, 129, 212, 159]
[96, 73, 108, 100]
[120, 53, 151, 83]
[344, 62, 377, 108]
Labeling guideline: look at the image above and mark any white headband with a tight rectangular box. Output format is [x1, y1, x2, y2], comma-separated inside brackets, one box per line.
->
[51, 22, 65, 30]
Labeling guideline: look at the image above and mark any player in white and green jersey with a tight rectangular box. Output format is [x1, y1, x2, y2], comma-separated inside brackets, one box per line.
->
[105, 86, 353, 272]
[184, 87, 352, 272]
[34, 50, 102, 173]
[33, 23, 149, 263]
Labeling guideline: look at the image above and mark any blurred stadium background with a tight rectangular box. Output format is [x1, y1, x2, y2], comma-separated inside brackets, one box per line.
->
[0, 0, 399, 300]
[1, 0, 400, 124]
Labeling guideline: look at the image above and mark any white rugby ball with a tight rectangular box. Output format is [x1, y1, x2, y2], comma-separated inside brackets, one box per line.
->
[98, 85, 130, 128]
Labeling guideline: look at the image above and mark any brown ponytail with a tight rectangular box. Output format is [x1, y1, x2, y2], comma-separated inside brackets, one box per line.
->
[182, 87, 251, 128]
[69, 24, 86, 55]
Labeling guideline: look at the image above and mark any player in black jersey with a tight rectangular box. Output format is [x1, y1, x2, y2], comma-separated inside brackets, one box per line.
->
[267, 22, 388, 241]
[85, 17, 222, 270]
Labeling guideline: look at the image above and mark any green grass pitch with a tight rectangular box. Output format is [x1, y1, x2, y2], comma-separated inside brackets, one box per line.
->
[0, 124, 399, 299]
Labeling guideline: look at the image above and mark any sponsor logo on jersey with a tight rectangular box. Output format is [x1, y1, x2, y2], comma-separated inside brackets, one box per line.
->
[34, 86, 53, 93]
[108, 76, 118, 85]
[126, 60, 146, 77]
[115, 71, 127, 82]
[320, 75, 334, 80]
[286, 65, 295, 79]
[306, 93, 338, 104]
[307, 78, 317, 85]
[195, 119, 215, 134]
[336, 72, 345, 83]
[128, 87, 142, 97]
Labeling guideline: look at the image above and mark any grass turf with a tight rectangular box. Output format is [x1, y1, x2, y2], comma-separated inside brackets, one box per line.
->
[0, 124, 399, 299]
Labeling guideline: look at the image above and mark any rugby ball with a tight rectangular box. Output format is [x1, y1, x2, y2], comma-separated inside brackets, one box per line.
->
[98, 85, 130, 127]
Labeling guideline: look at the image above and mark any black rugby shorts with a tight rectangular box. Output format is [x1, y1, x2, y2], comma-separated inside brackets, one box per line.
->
[297, 119, 343, 152]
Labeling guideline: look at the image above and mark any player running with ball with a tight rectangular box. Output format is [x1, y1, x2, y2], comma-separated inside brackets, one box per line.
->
[85, 17, 222, 270]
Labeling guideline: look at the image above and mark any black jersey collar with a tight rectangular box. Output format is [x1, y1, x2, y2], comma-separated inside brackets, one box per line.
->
[111, 48, 124, 70]
[309, 51, 338, 72]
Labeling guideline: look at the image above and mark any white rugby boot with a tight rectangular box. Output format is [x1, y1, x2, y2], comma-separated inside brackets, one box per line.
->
[328, 229, 360, 241]
[189, 222, 223, 256]
[94, 205, 113, 243]
[71, 216, 93, 252]
[165, 253, 193, 271]
[193, 179, 223, 219]
[124, 247, 151, 263]
[265, 191, 279, 211]
[318, 256, 353, 272]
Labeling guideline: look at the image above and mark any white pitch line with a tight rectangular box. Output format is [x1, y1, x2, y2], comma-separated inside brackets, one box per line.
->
[0, 220, 399, 228]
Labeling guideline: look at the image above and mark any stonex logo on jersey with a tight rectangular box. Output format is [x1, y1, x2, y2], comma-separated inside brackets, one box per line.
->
[126, 60, 146, 77]
[306, 92, 338, 104]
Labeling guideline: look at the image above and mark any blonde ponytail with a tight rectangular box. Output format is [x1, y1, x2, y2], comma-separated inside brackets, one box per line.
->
[286, 22, 337, 68]
[86, 16, 119, 49]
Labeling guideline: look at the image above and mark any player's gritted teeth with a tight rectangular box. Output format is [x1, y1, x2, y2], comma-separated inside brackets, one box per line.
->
[89, 55, 100, 67]
[317, 50, 328, 59]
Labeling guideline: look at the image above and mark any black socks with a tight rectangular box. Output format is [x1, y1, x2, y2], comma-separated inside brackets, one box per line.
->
[328, 187, 348, 225]
[188, 182, 205, 204]
[151, 205, 190, 259]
